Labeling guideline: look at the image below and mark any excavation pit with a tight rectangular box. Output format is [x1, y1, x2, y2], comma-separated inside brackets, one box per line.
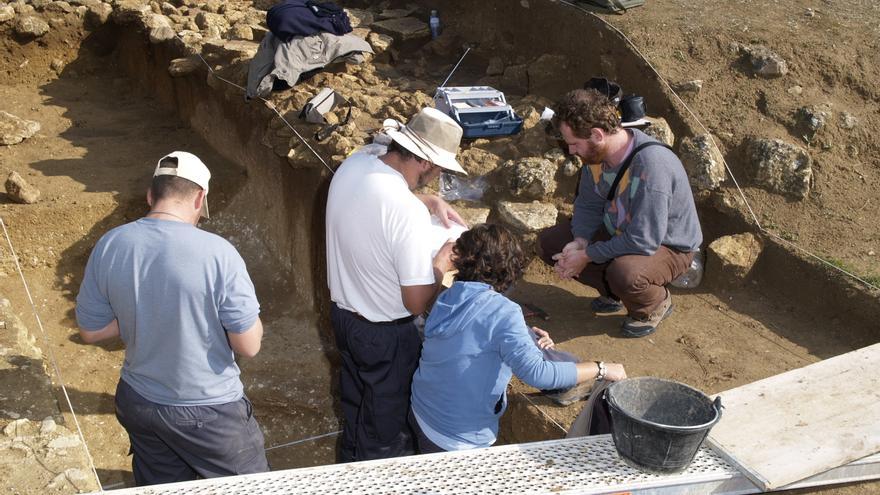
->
[0, 0, 877, 492]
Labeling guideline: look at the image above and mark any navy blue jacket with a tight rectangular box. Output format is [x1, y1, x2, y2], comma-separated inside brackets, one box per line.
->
[267, 0, 352, 42]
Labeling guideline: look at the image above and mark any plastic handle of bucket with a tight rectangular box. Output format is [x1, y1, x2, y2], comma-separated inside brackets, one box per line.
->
[713, 396, 723, 419]
[606, 387, 723, 432]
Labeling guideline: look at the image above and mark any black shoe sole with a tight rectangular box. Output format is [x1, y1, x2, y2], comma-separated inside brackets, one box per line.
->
[591, 300, 624, 314]
[621, 304, 673, 338]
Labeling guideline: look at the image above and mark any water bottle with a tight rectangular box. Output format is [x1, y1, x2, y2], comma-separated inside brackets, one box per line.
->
[429, 10, 441, 39]
[671, 249, 704, 289]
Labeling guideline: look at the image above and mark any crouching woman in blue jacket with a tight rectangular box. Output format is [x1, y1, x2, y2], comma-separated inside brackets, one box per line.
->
[410, 223, 627, 453]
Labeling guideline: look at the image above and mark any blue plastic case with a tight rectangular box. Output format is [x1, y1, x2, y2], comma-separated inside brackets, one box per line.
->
[434, 86, 524, 138]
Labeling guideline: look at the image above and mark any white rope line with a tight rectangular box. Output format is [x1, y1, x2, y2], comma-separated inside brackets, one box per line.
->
[558, 0, 879, 293]
[177, 34, 336, 175]
[0, 218, 104, 492]
[95, 429, 341, 490]
[517, 391, 568, 434]
[264, 429, 341, 452]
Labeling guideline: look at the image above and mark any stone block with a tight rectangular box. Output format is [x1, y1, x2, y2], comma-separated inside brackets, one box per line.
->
[5, 171, 41, 204]
[372, 16, 428, 40]
[642, 116, 675, 146]
[749, 138, 812, 199]
[680, 134, 726, 190]
[13, 15, 49, 36]
[707, 233, 764, 285]
[503, 157, 557, 200]
[497, 201, 557, 233]
[0, 111, 40, 146]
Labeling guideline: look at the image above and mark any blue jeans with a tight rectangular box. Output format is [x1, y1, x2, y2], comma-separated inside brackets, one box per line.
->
[114, 379, 269, 486]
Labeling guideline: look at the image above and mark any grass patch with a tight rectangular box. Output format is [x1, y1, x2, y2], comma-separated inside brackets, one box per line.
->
[820, 256, 880, 288]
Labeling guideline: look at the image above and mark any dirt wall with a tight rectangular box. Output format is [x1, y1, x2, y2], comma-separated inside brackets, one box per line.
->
[376, 0, 700, 144]
[106, 25, 331, 315]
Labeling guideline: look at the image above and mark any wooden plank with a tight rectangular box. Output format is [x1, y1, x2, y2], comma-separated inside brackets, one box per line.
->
[707, 343, 880, 490]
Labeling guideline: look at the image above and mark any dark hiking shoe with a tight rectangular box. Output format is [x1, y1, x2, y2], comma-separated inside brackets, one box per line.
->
[591, 295, 624, 314]
[543, 380, 592, 406]
[621, 291, 673, 338]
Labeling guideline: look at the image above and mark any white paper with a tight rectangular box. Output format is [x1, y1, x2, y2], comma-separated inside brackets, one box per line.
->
[429, 215, 468, 258]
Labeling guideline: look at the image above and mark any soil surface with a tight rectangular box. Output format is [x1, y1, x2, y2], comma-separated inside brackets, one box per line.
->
[598, 0, 880, 284]
[0, 0, 877, 493]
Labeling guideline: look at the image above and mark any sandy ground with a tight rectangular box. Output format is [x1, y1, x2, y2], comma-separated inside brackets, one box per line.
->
[597, 0, 880, 282]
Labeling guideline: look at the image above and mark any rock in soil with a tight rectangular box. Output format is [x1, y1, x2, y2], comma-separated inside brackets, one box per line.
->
[497, 201, 558, 233]
[796, 104, 832, 141]
[680, 134, 726, 190]
[707, 233, 764, 285]
[372, 16, 429, 40]
[0, 111, 40, 145]
[673, 79, 703, 95]
[168, 56, 201, 77]
[0, 5, 15, 23]
[5, 171, 41, 204]
[346, 8, 374, 28]
[13, 15, 49, 37]
[642, 116, 675, 146]
[503, 157, 558, 200]
[368, 32, 393, 54]
[736, 43, 788, 78]
[748, 137, 812, 199]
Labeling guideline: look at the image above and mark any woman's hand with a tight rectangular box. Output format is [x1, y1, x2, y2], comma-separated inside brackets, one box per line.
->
[604, 363, 627, 382]
[532, 326, 555, 350]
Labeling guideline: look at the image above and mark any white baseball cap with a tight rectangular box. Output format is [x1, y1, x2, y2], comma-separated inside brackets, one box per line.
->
[154, 151, 211, 218]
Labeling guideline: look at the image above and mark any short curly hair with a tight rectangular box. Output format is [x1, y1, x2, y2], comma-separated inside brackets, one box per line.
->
[552, 89, 621, 138]
[453, 223, 526, 293]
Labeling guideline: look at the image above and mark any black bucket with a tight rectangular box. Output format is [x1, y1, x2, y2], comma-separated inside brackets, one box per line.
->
[606, 377, 722, 474]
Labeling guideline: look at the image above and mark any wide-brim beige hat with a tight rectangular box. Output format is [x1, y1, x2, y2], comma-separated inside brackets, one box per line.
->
[383, 107, 466, 175]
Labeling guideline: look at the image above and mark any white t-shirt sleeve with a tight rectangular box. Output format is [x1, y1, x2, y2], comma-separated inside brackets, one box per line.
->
[391, 206, 436, 287]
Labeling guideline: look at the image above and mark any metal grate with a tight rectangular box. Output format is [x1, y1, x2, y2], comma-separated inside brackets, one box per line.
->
[101, 435, 747, 494]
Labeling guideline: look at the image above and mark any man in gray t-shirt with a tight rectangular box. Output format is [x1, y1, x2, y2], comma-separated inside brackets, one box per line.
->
[76, 151, 269, 485]
[539, 89, 703, 338]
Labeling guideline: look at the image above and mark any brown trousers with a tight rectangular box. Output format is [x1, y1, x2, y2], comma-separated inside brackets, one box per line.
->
[537, 219, 693, 319]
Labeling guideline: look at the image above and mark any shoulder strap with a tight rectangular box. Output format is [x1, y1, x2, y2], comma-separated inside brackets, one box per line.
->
[606, 141, 673, 202]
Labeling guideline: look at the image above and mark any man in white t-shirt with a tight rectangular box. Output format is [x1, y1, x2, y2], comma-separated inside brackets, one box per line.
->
[326, 107, 465, 461]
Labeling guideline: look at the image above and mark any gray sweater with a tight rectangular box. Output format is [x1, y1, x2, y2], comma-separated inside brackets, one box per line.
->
[573, 129, 702, 263]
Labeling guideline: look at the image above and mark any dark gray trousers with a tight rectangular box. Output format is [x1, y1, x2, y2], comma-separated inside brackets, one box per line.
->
[408, 409, 446, 454]
[114, 379, 269, 486]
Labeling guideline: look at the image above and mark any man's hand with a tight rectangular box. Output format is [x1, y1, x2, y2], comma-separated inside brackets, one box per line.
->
[561, 237, 588, 255]
[532, 326, 555, 350]
[551, 242, 591, 280]
[416, 194, 467, 228]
